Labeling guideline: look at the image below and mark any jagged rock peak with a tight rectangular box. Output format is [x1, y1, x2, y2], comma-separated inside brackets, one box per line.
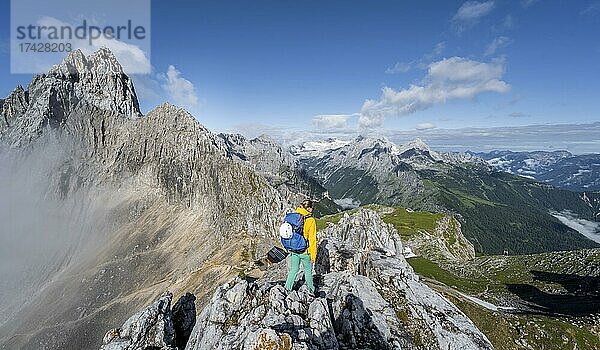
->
[340, 135, 402, 159]
[88, 47, 126, 75]
[49, 47, 124, 76]
[400, 137, 431, 152]
[1, 46, 141, 147]
[50, 49, 88, 76]
[0, 85, 28, 130]
[322, 209, 403, 257]
[251, 133, 279, 146]
[45, 47, 141, 119]
[146, 102, 208, 132]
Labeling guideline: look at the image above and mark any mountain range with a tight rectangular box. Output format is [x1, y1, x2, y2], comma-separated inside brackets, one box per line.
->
[290, 136, 600, 255]
[1, 48, 599, 350]
[474, 150, 600, 192]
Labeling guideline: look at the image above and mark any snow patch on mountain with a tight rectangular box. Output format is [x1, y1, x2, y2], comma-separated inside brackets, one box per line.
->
[290, 137, 351, 158]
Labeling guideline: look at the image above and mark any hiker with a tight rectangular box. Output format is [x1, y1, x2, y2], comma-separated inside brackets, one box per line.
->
[283, 199, 317, 294]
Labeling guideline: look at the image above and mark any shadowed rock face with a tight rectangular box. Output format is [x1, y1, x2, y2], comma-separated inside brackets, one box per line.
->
[0, 49, 290, 350]
[179, 209, 493, 350]
[100, 292, 196, 350]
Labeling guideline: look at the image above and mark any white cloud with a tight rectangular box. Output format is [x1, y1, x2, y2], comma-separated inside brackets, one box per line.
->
[452, 1, 495, 32]
[553, 211, 600, 243]
[311, 114, 357, 129]
[428, 56, 506, 82]
[358, 113, 385, 129]
[453, 1, 495, 21]
[37, 16, 150, 74]
[386, 42, 445, 74]
[361, 57, 510, 128]
[484, 36, 513, 56]
[416, 122, 436, 130]
[521, 0, 539, 8]
[159, 65, 199, 107]
[385, 62, 413, 74]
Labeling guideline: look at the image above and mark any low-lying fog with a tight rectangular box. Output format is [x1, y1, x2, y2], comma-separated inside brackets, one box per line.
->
[0, 138, 117, 327]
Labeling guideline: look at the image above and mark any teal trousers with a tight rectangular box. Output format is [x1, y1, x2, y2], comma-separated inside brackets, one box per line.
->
[285, 252, 314, 293]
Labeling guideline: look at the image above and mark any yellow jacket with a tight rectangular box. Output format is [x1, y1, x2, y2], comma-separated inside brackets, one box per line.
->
[295, 207, 317, 262]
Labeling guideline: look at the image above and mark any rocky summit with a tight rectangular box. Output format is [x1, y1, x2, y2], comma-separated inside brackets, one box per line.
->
[108, 209, 493, 350]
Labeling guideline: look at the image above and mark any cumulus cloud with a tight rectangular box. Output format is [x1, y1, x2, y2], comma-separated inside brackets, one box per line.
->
[484, 36, 513, 56]
[159, 65, 199, 107]
[416, 122, 436, 130]
[452, 1, 495, 31]
[360, 57, 510, 129]
[311, 114, 357, 129]
[358, 112, 385, 129]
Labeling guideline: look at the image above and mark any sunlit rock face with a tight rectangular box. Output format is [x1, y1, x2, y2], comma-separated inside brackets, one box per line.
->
[182, 209, 493, 350]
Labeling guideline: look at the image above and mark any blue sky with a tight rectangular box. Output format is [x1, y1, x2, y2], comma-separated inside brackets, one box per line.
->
[1, 0, 599, 152]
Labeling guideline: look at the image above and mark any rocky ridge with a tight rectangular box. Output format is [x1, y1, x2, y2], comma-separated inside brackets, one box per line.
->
[113, 209, 493, 350]
[216, 133, 335, 210]
[292, 135, 600, 255]
[0, 49, 292, 350]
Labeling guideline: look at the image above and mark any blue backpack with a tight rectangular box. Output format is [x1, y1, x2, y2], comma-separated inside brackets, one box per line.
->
[279, 212, 308, 253]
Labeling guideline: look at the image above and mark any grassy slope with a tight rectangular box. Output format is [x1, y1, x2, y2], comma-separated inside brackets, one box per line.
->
[445, 293, 599, 350]
[406, 254, 600, 350]
[318, 205, 600, 294]
[319, 205, 600, 349]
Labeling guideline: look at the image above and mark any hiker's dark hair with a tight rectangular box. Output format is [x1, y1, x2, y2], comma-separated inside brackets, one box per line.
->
[301, 199, 313, 209]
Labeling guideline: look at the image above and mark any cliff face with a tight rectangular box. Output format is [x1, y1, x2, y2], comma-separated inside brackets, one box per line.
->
[0, 49, 290, 350]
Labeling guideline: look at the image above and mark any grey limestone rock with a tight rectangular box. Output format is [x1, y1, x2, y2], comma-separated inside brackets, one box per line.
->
[183, 209, 493, 350]
[100, 292, 187, 350]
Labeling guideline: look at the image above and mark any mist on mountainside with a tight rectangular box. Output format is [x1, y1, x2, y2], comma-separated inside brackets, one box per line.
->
[0, 135, 123, 327]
